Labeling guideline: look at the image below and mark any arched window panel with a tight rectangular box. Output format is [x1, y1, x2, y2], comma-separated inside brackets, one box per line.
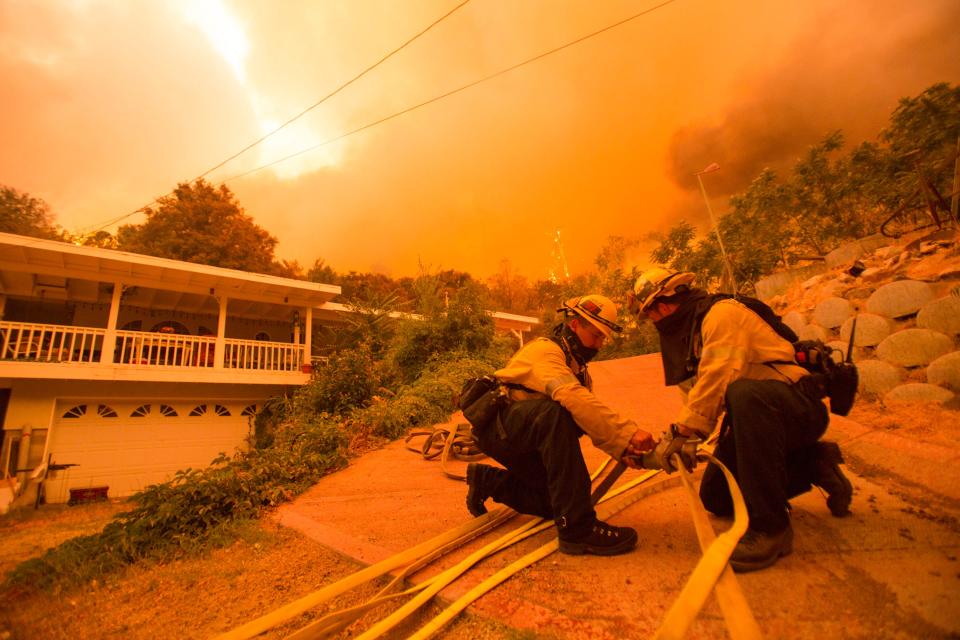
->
[159, 404, 178, 417]
[189, 404, 207, 417]
[131, 404, 151, 418]
[214, 404, 231, 417]
[241, 404, 257, 417]
[62, 404, 87, 419]
[97, 404, 118, 418]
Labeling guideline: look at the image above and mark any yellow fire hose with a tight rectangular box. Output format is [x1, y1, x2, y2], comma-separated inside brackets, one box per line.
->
[652, 452, 761, 640]
[405, 423, 485, 480]
[216, 453, 759, 640]
[281, 459, 621, 640]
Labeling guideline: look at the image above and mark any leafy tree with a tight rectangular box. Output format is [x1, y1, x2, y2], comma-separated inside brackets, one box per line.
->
[116, 179, 284, 275]
[487, 260, 533, 313]
[306, 258, 339, 285]
[78, 230, 119, 249]
[649, 221, 696, 267]
[337, 271, 406, 305]
[0, 186, 61, 239]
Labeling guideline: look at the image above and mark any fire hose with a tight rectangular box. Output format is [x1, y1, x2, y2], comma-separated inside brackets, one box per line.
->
[214, 453, 759, 640]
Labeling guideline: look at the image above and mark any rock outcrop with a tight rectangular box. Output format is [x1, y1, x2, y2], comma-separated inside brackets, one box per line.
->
[761, 228, 959, 406]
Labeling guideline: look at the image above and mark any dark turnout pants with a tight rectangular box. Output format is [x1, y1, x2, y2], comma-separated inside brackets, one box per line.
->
[700, 378, 829, 533]
[473, 398, 596, 539]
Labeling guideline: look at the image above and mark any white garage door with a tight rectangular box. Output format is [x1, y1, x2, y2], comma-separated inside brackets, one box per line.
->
[44, 400, 255, 504]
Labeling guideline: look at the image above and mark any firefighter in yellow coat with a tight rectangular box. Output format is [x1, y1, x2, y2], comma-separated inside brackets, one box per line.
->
[465, 295, 655, 556]
[629, 268, 853, 572]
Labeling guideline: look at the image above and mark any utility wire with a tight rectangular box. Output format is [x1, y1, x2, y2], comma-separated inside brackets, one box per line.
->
[81, 0, 473, 235]
[218, 0, 678, 184]
[196, 0, 473, 182]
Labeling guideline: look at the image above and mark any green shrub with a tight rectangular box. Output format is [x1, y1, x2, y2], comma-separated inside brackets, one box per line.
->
[292, 342, 380, 415]
[351, 353, 495, 439]
[389, 284, 495, 382]
[252, 395, 290, 449]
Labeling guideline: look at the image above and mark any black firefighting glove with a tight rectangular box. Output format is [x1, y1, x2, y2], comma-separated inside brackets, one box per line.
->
[653, 424, 700, 473]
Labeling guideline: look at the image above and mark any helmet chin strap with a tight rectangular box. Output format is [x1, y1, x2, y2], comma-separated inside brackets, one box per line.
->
[554, 322, 599, 366]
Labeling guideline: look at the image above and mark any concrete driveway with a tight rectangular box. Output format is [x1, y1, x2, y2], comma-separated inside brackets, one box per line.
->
[275, 353, 960, 639]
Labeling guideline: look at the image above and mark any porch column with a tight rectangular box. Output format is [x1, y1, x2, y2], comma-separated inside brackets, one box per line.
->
[0, 295, 6, 319]
[14, 426, 31, 485]
[100, 281, 123, 364]
[214, 296, 228, 369]
[304, 306, 313, 367]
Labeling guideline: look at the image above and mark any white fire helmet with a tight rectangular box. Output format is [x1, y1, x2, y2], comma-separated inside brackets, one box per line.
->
[560, 294, 622, 339]
[629, 268, 696, 314]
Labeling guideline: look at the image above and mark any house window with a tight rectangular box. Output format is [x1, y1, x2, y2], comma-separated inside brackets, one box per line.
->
[97, 404, 118, 418]
[254, 331, 271, 341]
[159, 404, 178, 417]
[62, 404, 87, 419]
[150, 321, 190, 335]
[241, 404, 257, 417]
[214, 404, 231, 417]
[189, 404, 207, 417]
[120, 320, 143, 331]
[131, 404, 151, 418]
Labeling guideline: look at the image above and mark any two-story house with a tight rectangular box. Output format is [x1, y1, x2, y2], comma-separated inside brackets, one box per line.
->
[0, 233, 537, 511]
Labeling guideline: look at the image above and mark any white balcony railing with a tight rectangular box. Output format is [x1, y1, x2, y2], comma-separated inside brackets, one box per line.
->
[0, 321, 306, 373]
[115, 330, 216, 368]
[0, 321, 105, 363]
[225, 338, 303, 372]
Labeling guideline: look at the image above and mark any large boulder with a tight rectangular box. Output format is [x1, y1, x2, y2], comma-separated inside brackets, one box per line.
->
[753, 264, 827, 300]
[876, 329, 954, 367]
[813, 297, 853, 329]
[825, 241, 865, 269]
[927, 351, 960, 392]
[856, 359, 903, 396]
[916, 296, 960, 337]
[839, 313, 891, 347]
[782, 311, 806, 336]
[885, 383, 955, 405]
[866, 280, 936, 318]
[797, 324, 830, 342]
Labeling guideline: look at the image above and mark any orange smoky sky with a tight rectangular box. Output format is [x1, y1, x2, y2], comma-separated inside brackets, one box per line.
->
[1, 0, 958, 280]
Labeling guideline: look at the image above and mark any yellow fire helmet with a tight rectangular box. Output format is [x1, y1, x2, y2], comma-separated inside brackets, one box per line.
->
[630, 268, 696, 314]
[560, 294, 622, 338]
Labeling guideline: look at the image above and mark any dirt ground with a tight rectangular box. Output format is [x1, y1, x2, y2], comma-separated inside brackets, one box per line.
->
[0, 508, 517, 640]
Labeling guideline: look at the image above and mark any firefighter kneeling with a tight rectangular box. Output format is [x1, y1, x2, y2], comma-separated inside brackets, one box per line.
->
[464, 295, 655, 556]
[628, 268, 853, 572]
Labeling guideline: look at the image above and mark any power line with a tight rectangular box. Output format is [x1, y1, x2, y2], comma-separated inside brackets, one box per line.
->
[196, 0, 473, 182]
[218, 0, 678, 185]
[80, 0, 473, 235]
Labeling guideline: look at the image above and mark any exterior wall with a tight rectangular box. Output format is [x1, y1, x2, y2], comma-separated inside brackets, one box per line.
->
[0, 377, 292, 497]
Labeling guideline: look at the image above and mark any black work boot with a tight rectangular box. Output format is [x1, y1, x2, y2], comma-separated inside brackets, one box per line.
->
[558, 519, 639, 556]
[813, 441, 853, 517]
[729, 524, 793, 573]
[465, 463, 501, 517]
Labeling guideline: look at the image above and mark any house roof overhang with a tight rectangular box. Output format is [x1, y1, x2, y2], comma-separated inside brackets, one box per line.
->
[314, 301, 539, 333]
[0, 232, 339, 310]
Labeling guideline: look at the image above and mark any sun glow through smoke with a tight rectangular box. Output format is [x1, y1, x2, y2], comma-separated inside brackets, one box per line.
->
[176, 0, 340, 180]
[178, 0, 249, 82]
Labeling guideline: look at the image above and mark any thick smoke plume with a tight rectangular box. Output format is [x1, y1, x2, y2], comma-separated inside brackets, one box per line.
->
[665, 0, 960, 226]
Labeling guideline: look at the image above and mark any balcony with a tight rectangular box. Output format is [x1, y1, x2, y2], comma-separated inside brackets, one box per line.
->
[0, 321, 309, 384]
